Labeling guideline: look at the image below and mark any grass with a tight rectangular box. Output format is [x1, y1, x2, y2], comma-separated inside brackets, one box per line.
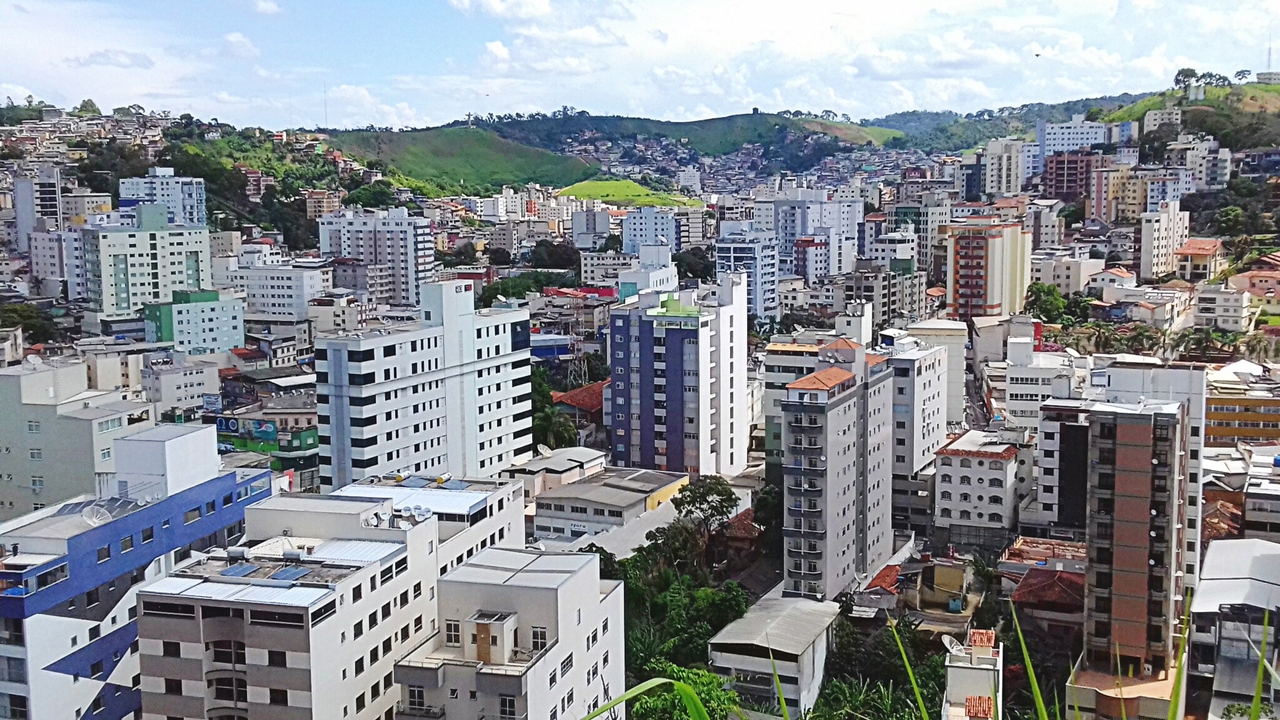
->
[559, 178, 702, 206]
[1105, 83, 1280, 123]
[790, 117, 904, 145]
[329, 126, 599, 188]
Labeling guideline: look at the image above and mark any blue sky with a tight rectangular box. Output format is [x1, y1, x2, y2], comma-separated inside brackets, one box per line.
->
[2, 0, 1277, 129]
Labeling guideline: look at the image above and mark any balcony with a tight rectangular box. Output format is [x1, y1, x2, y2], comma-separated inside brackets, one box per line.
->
[787, 505, 822, 517]
[787, 482, 822, 496]
[783, 526, 826, 539]
[787, 545, 823, 558]
[789, 565, 822, 577]
[782, 463, 826, 477]
[787, 443, 825, 456]
[398, 705, 446, 719]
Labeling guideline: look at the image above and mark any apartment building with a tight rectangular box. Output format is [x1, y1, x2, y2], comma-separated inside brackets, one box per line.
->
[616, 244, 679, 300]
[331, 259, 394, 306]
[1144, 107, 1181, 134]
[1066, 401, 1187, 720]
[1174, 238, 1228, 283]
[391, 548, 624, 720]
[318, 208, 436, 306]
[780, 339, 893, 601]
[846, 262, 929, 329]
[579, 252, 638, 287]
[0, 357, 154, 520]
[867, 230, 918, 274]
[604, 274, 748, 478]
[143, 289, 245, 353]
[140, 352, 221, 412]
[878, 333, 948, 536]
[118, 167, 207, 227]
[14, 166, 63, 252]
[943, 217, 1032, 320]
[317, 280, 534, 489]
[935, 430, 1026, 543]
[30, 228, 89, 300]
[0, 425, 273, 720]
[772, 195, 861, 276]
[84, 204, 212, 318]
[61, 188, 113, 227]
[137, 491, 436, 720]
[215, 263, 329, 322]
[762, 330, 845, 470]
[1043, 151, 1104, 202]
[716, 227, 780, 318]
[570, 209, 612, 250]
[621, 206, 677, 254]
[907, 319, 968, 426]
[1204, 362, 1280, 447]
[1139, 200, 1190, 280]
[303, 189, 342, 220]
[1030, 247, 1104, 296]
[982, 138, 1025, 197]
[943, 630, 1003, 720]
[1194, 283, 1253, 332]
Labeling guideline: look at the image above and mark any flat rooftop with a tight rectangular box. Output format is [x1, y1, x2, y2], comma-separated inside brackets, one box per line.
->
[505, 447, 605, 475]
[709, 597, 842, 656]
[535, 467, 688, 508]
[334, 475, 514, 517]
[443, 547, 594, 590]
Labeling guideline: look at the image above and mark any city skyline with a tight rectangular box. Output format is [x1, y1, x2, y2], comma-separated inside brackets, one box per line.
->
[2, 0, 1278, 129]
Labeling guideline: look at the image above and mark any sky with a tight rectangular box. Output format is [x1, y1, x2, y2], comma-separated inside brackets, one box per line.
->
[1, 0, 1277, 130]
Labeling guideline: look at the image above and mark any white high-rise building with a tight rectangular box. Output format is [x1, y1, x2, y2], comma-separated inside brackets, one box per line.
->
[621, 206, 678, 254]
[877, 333, 948, 536]
[605, 274, 749, 478]
[781, 337, 893, 601]
[13, 166, 63, 252]
[867, 230, 919, 274]
[30, 228, 88, 299]
[84, 204, 212, 318]
[935, 430, 1026, 533]
[616, 243, 679, 300]
[214, 261, 329, 321]
[716, 227, 780, 318]
[983, 138, 1026, 197]
[393, 548, 625, 720]
[773, 195, 861, 275]
[316, 280, 534, 490]
[119, 167, 208, 227]
[1036, 114, 1107, 169]
[1139, 199, 1190, 280]
[318, 208, 436, 306]
[571, 209, 612, 249]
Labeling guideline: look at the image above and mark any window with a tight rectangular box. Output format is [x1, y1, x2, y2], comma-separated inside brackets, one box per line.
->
[561, 654, 574, 677]
[97, 546, 110, 563]
[120, 535, 134, 552]
[164, 678, 182, 696]
[941, 491, 952, 501]
[269, 689, 288, 706]
[183, 507, 200, 524]
[352, 584, 362, 603]
[602, 618, 609, 635]
[532, 626, 547, 651]
[959, 510, 971, 520]
[446, 620, 461, 647]
[549, 669, 557, 688]
[141, 527, 153, 544]
[210, 641, 245, 665]
[162, 641, 180, 658]
[268, 650, 286, 668]
[26, 421, 39, 433]
[28, 448, 41, 461]
[408, 686, 426, 710]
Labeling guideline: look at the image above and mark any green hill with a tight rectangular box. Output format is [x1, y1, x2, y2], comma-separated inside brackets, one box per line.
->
[329, 127, 599, 189]
[1104, 83, 1280, 148]
[558, 178, 701, 207]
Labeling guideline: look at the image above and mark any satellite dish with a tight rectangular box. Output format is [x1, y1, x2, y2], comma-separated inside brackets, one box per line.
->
[942, 635, 965, 654]
[81, 506, 113, 527]
[537, 444, 553, 456]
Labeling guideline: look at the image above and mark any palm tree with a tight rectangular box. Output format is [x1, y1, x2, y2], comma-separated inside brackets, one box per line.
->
[1243, 332, 1276, 362]
[1124, 323, 1162, 354]
[532, 406, 577, 449]
[1088, 322, 1120, 353]
[1175, 326, 1219, 361]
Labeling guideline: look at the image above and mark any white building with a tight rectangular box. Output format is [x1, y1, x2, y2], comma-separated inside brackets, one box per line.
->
[621, 206, 678, 254]
[781, 338, 893, 601]
[392, 548, 625, 720]
[316, 280, 534, 489]
[137, 491, 439, 720]
[140, 351, 221, 411]
[1030, 247, 1104, 296]
[605, 274, 749, 478]
[1139, 200, 1190, 280]
[579, 252, 637, 287]
[983, 138, 1026, 197]
[143, 288, 245, 353]
[935, 430, 1024, 532]
[1036, 114, 1107, 169]
[571, 209, 612, 250]
[943, 630, 1004, 720]
[878, 333, 949, 535]
[868, 230, 919, 274]
[0, 356, 154, 519]
[773, 195, 862, 276]
[215, 262, 329, 321]
[1195, 283, 1254, 332]
[1085, 267, 1137, 295]
[716, 228, 780, 318]
[1003, 338, 1081, 427]
[118, 167, 208, 227]
[1144, 107, 1182, 134]
[616, 243, 679, 300]
[318, 208, 436, 306]
[676, 166, 702, 194]
[29, 228, 88, 300]
[84, 204, 212, 318]
[708, 598, 841, 715]
[907, 319, 968, 426]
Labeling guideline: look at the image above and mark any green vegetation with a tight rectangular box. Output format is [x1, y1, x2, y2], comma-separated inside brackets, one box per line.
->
[0, 304, 56, 344]
[559, 178, 700, 207]
[477, 271, 577, 308]
[329, 126, 598, 190]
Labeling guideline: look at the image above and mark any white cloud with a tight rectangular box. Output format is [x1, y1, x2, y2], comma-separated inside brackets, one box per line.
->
[447, 0, 550, 18]
[66, 49, 155, 69]
[484, 40, 510, 61]
[328, 84, 428, 128]
[223, 32, 260, 59]
[254, 0, 281, 13]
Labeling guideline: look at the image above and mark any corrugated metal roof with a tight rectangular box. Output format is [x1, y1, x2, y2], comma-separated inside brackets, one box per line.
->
[1192, 538, 1280, 614]
[708, 597, 841, 655]
[309, 540, 402, 564]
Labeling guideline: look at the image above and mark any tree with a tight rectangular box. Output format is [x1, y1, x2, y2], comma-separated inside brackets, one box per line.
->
[1140, 122, 1180, 164]
[1060, 202, 1085, 227]
[1217, 206, 1247, 236]
[630, 661, 741, 720]
[671, 475, 740, 532]
[1236, 69, 1253, 83]
[0, 303, 55, 343]
[529, 240, 580, 272]
[672, 246, 716, 281]
[344, 180, 398, 208]
[1024, 282, 1067, 324]
[440, 241, 477, 268]
[485, 246, 512, 266]
[599, 233, 623, 253]
[1174, 67, 1200, 89]
[72, 99, 101, 116]
[1085, 106, 1105, 122]
[753, 482, 783, 557]
[1064, 292, 1095, 325]
[532, 406, 577, 449]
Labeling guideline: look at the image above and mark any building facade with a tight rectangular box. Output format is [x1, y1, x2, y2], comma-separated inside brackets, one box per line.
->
[118, 168, 207, 227]
[143, 289, 245, 353]
[318, 208, 436, 306]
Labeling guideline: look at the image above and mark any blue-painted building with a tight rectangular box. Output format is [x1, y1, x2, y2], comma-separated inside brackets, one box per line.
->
[0, 425, 273, 720]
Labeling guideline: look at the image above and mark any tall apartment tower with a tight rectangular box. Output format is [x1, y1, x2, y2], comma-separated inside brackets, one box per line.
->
[13, 166, 63, 252]
[84, 204, 212, 318]
[604, 274, 748, 478]
[118, 167, 208, 227]
[780, 338, 893, 601]
[317, 208, 436, 306]
[982, 138, 1026, 197]
[1139, 200, 1190, 281]
[1067, 401, 1188, 720]
[878, 333, 948, 537]
[316, 280, 534, 490]
[943, 217, 1031, 320]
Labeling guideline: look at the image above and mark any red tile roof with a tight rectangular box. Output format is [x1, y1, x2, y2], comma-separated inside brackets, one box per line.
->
[820, 338, 861, 352]
[1175, 238, 1224, 257]
[551, 380, 608, 414]
[968, 629, 997, 648]
[1011, 568, 1086, 608]
[865, 564, 900, 594]
[788, 367, 854, 391]
[723, 508, 762, 540]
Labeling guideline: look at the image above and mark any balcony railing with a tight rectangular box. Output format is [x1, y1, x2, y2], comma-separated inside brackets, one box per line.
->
[398, 705, 446, 719]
